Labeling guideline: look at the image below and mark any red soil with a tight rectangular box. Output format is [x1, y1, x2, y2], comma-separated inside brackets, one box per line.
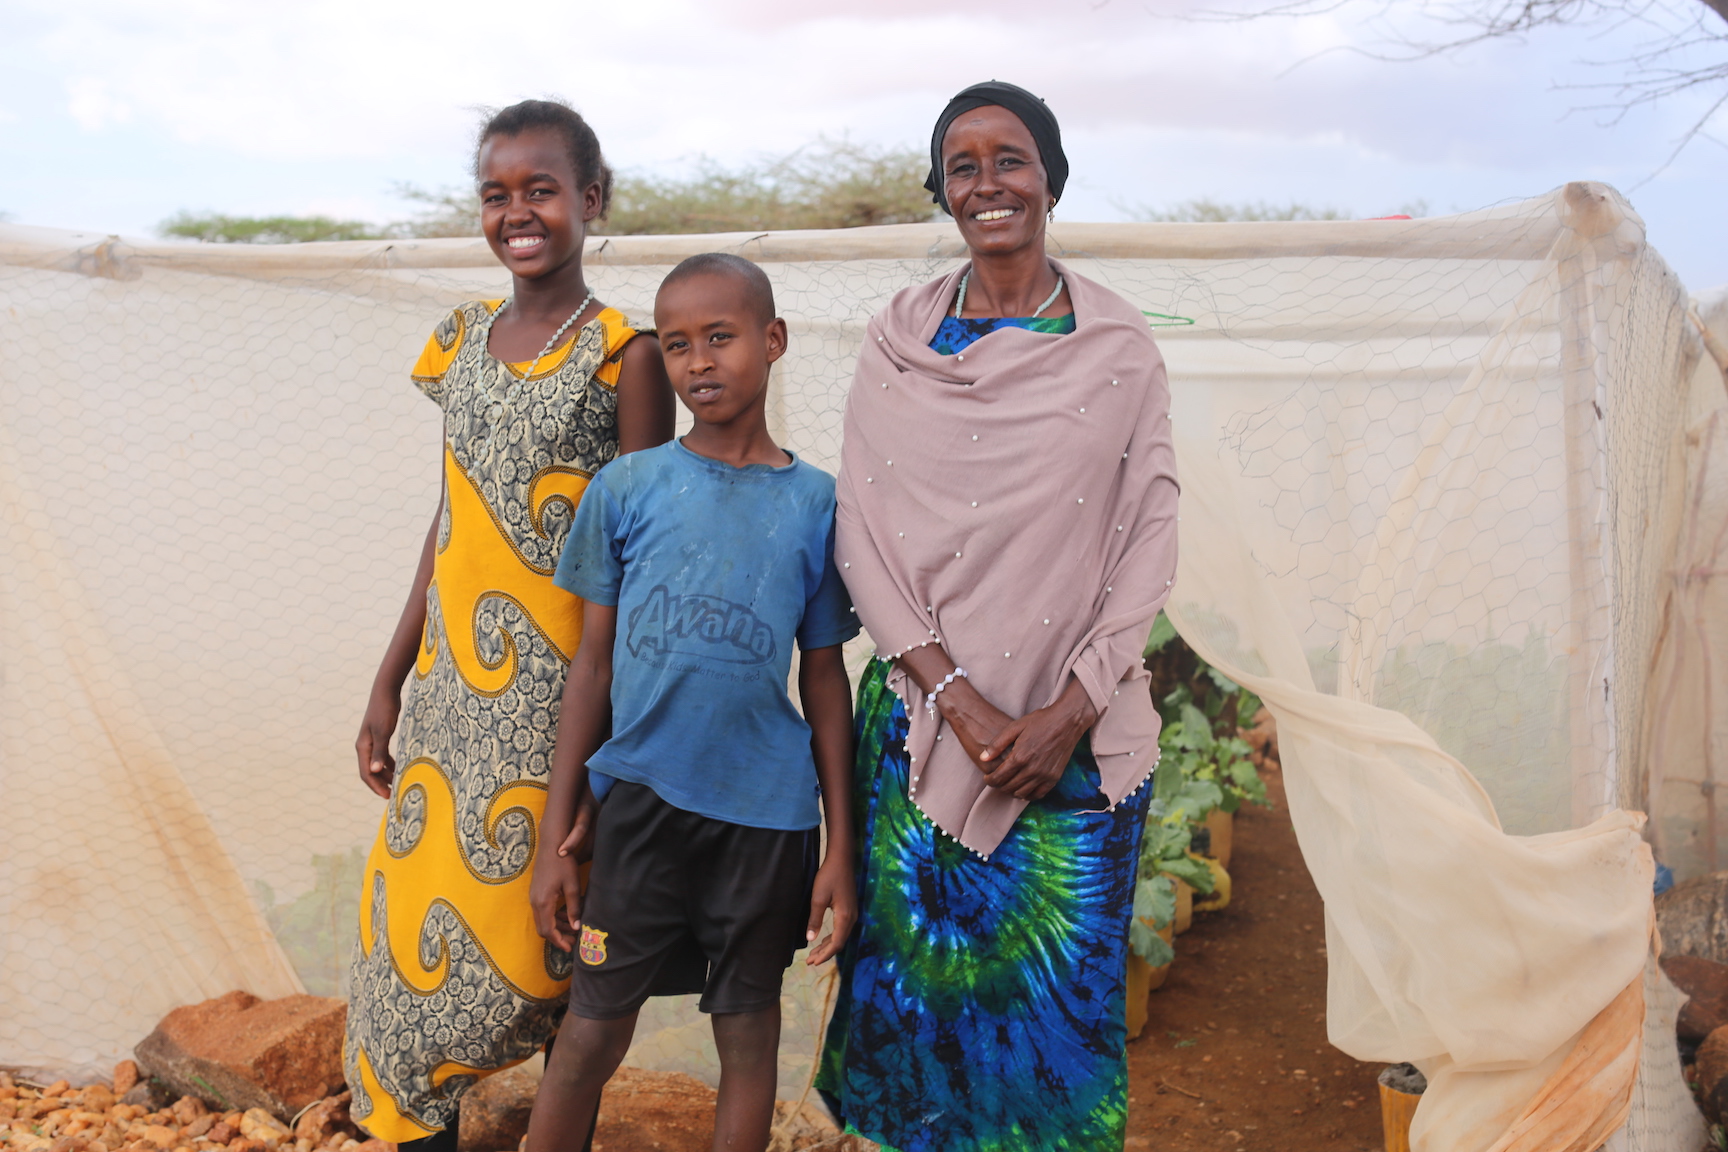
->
[1125, 762, 1385, 1151]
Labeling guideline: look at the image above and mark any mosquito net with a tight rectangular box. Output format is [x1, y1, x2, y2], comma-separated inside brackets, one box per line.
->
[2, 181, 1721, 1150]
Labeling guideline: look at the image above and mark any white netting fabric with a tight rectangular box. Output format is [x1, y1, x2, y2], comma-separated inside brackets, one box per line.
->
[1, 185, 1717, 1148]
[1646, 285, 1728, 881]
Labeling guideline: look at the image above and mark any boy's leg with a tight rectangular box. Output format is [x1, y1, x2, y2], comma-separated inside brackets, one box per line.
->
[687, 821, 818, 1152]
[710, 1005, 782, 1152]
[542, 1019, 600, 1152]
[535, 783, 708, 1152]
[526, 1010, 638, 1152]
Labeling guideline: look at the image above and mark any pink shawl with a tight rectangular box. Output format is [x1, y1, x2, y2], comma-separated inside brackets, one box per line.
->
[835, 259, 1180, 857]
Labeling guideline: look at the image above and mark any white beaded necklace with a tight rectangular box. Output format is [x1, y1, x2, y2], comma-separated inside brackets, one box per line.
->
[479, 289, 594, 456]
[492, 291, 595, 380]
[952, 270, 1065, 320]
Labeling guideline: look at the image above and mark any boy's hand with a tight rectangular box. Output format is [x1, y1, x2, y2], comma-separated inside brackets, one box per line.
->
[356, 690, 401, 798]
[804, 854, 857, 967]
[798, 642, 856, 967]
[530, 838, 585, 952]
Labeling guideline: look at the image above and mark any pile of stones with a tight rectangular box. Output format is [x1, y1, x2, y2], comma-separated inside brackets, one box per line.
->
[0, 1066, 377, 1152]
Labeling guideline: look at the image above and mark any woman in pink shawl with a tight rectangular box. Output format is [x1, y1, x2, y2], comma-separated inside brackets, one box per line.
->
[813, 82, 1180, 1152]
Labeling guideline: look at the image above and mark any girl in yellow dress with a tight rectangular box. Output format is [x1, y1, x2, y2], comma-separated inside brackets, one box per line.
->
[344, 99, 674, 1150]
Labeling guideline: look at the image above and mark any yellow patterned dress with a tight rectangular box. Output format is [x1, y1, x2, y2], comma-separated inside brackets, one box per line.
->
[345, 300, 638, 1142]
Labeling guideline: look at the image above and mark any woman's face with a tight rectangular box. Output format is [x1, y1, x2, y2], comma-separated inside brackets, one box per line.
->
[941, 105, 1051, 257]
[476, 127, 602, 282]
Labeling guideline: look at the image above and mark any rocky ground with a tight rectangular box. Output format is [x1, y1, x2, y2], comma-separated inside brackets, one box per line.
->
[0, 1067, 381, 1152]
[0, 1065, 853, 1152]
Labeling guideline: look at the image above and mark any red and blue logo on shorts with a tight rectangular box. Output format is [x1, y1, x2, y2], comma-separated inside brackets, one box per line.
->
[579, 925, 608, 966]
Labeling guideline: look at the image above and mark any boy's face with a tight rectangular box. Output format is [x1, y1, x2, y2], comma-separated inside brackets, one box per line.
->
[655, 273, 787, 426]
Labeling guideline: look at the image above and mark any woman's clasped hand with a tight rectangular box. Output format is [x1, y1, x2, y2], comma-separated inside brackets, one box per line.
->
[900, 644, 1099, 800]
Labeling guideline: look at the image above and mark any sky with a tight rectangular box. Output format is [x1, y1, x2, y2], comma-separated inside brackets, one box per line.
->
[0, 0, 1724, 290]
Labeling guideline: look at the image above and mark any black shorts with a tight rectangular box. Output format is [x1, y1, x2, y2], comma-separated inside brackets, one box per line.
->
[567, 780, 819, 1019]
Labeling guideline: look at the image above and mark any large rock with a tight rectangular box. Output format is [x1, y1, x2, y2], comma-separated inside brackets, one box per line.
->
[1663, 955, 1728, 1040]
[594, 1069, 715, 1152]
[458, 1066, 538, 1152]
[1695, 1025, 1728, 1122]
[1657, 873, 1728, 964]
[134, 990, 347, 1120]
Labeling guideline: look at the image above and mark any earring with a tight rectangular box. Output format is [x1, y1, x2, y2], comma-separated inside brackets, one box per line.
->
[1048, 202, 1056, 223]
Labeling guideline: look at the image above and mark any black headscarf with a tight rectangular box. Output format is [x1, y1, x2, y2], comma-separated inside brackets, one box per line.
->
[924, 80, 1068, 215]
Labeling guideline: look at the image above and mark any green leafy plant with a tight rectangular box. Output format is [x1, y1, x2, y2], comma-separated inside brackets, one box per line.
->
[1145, 612, 1270, 815]
[1130, 612, 1273, 968]
[1130, 871, 1177, 967]
[1158, 698, 1266, 815]
[1131, 799, 1215, 966]
[1141, 807, 1216, 893]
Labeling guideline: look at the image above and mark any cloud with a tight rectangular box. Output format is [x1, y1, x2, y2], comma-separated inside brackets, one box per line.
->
[65, 76, 133, 131]
[0, 0, 1720, 284]
[7, 0, 1651, 170]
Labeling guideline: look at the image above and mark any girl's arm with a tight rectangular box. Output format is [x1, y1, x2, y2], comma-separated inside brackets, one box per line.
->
[800, 644, 857, 966]
[355, 501, 440, 798]
[531, 600, 618, 951]
[614, 334, 676, 453]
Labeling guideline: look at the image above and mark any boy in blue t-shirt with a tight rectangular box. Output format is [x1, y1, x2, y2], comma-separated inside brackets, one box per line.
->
[526, 254, 859, 1152]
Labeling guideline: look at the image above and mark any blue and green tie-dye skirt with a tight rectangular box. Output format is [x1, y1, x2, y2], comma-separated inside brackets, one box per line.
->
[816, 659, 1152, 1152]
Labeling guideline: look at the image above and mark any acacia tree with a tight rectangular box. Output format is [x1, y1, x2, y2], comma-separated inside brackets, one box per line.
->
[1203, 0, 1728, 161]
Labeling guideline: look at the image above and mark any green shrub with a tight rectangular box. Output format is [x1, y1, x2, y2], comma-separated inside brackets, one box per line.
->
[158, 211, 385, 244]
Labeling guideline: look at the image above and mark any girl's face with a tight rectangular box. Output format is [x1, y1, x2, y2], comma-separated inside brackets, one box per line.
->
[476, 127, 602, 281]
[941, 105, 1051, 259]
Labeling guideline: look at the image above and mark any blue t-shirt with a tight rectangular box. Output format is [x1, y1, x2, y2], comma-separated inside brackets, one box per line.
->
[553, 440, 859, 830]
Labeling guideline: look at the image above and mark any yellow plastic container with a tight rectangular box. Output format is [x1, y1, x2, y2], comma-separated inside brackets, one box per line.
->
[1125, 923, 1175, 1040]
[1377, 1066, 1424, 1152]
[1191, 853, 1232, 913]
[1173, 879, 1194, 934]
[1204, 807, 1234, 869]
